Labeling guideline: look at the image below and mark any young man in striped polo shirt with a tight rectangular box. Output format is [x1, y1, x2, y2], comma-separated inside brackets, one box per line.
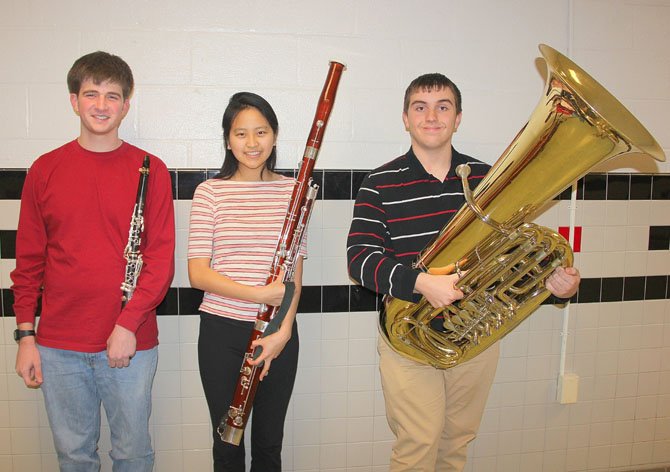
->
[346, 73, 580, 471]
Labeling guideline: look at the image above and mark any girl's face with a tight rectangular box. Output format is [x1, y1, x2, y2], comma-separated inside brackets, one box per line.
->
[227, 107, 277, 180]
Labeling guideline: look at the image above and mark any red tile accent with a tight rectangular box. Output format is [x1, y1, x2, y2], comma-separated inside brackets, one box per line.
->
[558, 226, 582, 253]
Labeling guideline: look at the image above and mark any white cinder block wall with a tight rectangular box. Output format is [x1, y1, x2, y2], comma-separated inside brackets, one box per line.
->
[1, 1, 669, 471]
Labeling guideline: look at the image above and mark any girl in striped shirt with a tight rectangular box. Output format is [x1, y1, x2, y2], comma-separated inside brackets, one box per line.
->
[188, 92, 304, 472]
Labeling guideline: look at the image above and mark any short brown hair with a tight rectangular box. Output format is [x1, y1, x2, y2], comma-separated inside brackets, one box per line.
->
[403, 73, 462, 114]
[67, 51, 134, 99]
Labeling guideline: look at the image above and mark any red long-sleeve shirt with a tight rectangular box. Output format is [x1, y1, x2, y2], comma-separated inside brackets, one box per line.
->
[11, 140, 175, 352]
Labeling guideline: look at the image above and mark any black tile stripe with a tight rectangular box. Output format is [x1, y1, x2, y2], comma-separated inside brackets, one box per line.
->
[1, 169, 669, 316]
[624, 276, 646, 301]
[557, 184, 572, 201]
[156, 287, 179, 316]
[350, 284, 381, 312]
[178, 287, 204, 315]
[323, 170, 351, 200]
[168, 171, 177, 200]
[0, 169, 667, 201]
[646, 276, 668, 300]
[1, 288, 41, 317]
[601, 277, 624, 302]
[3, 201, 664, 261]
[0, 230, 16, 259]
[3, 277, 669, 317]
[352, 171, 369, 199]
[577, 278, 602, 303]
[607, 174, 630, 200]
[322, 285, 349, 312]
[297, 285, 321, 313]
[0, 170, 26, 199]
[176, 170, 207, 200]
[584, 173, 607, 200]
[652, 174, 670, 199]
[2, 288, 12, 317]
[649, 226, 670, 251]
[630, 174, 652, 200]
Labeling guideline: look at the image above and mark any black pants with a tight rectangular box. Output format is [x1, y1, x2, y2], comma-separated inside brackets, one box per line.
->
[198, 312, 299, 472]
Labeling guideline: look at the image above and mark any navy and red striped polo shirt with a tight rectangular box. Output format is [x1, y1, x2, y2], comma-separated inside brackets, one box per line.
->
[347, 147, 490, 302]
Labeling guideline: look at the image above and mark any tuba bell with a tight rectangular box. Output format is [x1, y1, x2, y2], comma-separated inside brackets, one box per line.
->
[380, 44, 666, 369]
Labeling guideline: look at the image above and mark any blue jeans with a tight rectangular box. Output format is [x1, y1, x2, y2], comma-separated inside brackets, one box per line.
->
[38, 345, 158, 472]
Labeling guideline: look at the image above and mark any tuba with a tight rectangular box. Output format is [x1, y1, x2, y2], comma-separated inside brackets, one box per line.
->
[380, 44, 665, 369]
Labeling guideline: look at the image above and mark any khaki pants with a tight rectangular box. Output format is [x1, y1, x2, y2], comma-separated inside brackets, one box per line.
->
[378, 338, 500, 472]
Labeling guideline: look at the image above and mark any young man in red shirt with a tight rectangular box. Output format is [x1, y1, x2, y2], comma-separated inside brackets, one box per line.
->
[12, 51, 175, 471]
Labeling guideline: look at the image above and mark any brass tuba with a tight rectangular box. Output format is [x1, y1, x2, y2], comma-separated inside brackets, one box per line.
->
[380, 44, 665, 369]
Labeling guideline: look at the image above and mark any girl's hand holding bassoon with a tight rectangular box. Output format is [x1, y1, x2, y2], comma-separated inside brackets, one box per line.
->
[248, 328, 291, 380]
[257, 269, 286, 307]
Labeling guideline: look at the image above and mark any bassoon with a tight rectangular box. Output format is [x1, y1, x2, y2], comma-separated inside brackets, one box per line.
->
[121, 155, 150, 307]
[219, 61, 346, 445]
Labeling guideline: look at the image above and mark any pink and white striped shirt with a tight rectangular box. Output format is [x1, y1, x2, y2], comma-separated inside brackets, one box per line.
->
[187, 177, 307, 321]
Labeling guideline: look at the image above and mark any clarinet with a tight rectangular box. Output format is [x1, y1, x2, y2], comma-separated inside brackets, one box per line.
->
[218, 61, 346, 445]
[121, 155, 150, 308]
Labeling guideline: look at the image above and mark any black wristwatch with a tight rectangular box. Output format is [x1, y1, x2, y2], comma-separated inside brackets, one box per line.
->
[14, 329, 36, 342]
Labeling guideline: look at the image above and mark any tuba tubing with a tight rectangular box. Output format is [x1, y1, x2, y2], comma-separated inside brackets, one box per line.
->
[380, 44, 665, 369]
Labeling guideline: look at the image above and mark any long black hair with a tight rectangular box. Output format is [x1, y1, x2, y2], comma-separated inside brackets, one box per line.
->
[216, 92, 279, 180]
